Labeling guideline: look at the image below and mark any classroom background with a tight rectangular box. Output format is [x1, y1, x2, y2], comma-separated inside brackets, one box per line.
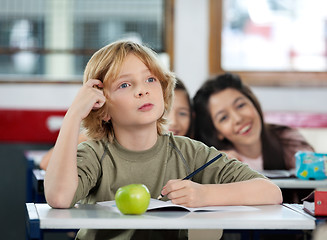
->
[0, 0, 327, 239]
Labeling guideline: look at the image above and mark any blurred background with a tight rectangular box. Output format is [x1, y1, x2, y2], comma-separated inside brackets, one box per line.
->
[0, 0, 326, 239]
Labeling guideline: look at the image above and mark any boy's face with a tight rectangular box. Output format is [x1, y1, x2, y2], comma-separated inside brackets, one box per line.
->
[105, 53, 165, 131]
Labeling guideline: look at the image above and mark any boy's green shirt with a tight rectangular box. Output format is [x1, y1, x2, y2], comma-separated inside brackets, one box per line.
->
[71, 133, 266, 240]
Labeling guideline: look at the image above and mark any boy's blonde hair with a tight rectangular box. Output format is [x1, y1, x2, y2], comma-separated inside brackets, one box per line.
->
[82, 40, 176, 142]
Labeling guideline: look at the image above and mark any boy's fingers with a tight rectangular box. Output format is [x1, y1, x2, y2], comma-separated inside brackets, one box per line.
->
[162, 179, 187, 195]
[85, 79, 104, 88]
[162, 179, 180, 192]
[92, 93, 106, 109]
[170, 195, 188, 205]
[167, 187, 187, 200]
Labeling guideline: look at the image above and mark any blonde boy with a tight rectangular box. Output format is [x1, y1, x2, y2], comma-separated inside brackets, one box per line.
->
[44, 40, 282, 240]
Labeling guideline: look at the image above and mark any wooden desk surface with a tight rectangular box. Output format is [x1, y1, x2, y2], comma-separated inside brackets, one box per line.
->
[26, 203, 315, 230]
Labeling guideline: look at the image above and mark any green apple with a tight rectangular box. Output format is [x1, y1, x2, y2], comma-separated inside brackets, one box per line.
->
[115, 184, 151, 215]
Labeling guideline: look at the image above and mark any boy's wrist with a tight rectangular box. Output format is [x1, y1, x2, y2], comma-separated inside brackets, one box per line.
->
[202, 184, 217, 206]
[65, 108, 84, 123]
[62, 109, 84, 132]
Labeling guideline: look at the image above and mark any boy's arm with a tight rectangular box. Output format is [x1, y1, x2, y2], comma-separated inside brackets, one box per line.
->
[204, 178, 282, 206]
[162, 178, 282, 208]
[40, 133, 88, 170]
[44, 79, 106, 208]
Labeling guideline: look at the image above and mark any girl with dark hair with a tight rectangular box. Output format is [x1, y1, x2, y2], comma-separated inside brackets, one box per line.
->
[167, 78, 193, 138]
[193, 73, 314, 171]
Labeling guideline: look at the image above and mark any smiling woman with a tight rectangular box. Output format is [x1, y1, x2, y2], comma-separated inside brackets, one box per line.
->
[193, 73, 314, 172]
[208, 88, 262, 161]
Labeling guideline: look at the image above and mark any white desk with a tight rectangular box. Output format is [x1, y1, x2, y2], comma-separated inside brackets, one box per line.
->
[26, 202, 315, 239]
[271, 179, 327, 189]
[25, 150, 47, 167]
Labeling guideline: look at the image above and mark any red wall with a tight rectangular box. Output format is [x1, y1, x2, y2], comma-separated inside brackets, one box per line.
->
[1, 109, 326, 143]
[0, 109, 66, 143]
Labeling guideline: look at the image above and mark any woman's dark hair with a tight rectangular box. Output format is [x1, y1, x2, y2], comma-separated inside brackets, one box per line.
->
[193, 73, 288, 169]
[175, 78, 194, 138]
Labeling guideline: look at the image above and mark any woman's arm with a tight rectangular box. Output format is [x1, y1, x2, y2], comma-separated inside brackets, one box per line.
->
[44, 79, 106, 208]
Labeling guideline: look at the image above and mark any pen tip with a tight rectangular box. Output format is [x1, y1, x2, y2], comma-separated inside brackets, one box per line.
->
[157, 195, 163, 200]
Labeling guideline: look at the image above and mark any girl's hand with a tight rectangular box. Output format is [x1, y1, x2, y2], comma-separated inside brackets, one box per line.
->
[161, 179, 208, 208]
[69, 79, 106, 121]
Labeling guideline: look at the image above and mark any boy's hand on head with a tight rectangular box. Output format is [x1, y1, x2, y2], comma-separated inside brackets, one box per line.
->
[161, 179, 208, 208]
[69, 79, 106, 121]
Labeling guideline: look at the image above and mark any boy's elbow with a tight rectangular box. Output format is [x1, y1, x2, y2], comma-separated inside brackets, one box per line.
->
[46, 194, 73, 209]
[266, 180, 283, 204]
[44, 176, 78, 209]
[274, 185, 283, 204]
[258, 178, 283, 205]
[44, 185, 76, 209]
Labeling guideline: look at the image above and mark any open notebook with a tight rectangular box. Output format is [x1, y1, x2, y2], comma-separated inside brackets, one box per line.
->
[97, 198, 258, 213]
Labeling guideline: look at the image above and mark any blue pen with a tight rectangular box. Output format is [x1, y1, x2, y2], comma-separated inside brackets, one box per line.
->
[157, 153, 223, 200]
